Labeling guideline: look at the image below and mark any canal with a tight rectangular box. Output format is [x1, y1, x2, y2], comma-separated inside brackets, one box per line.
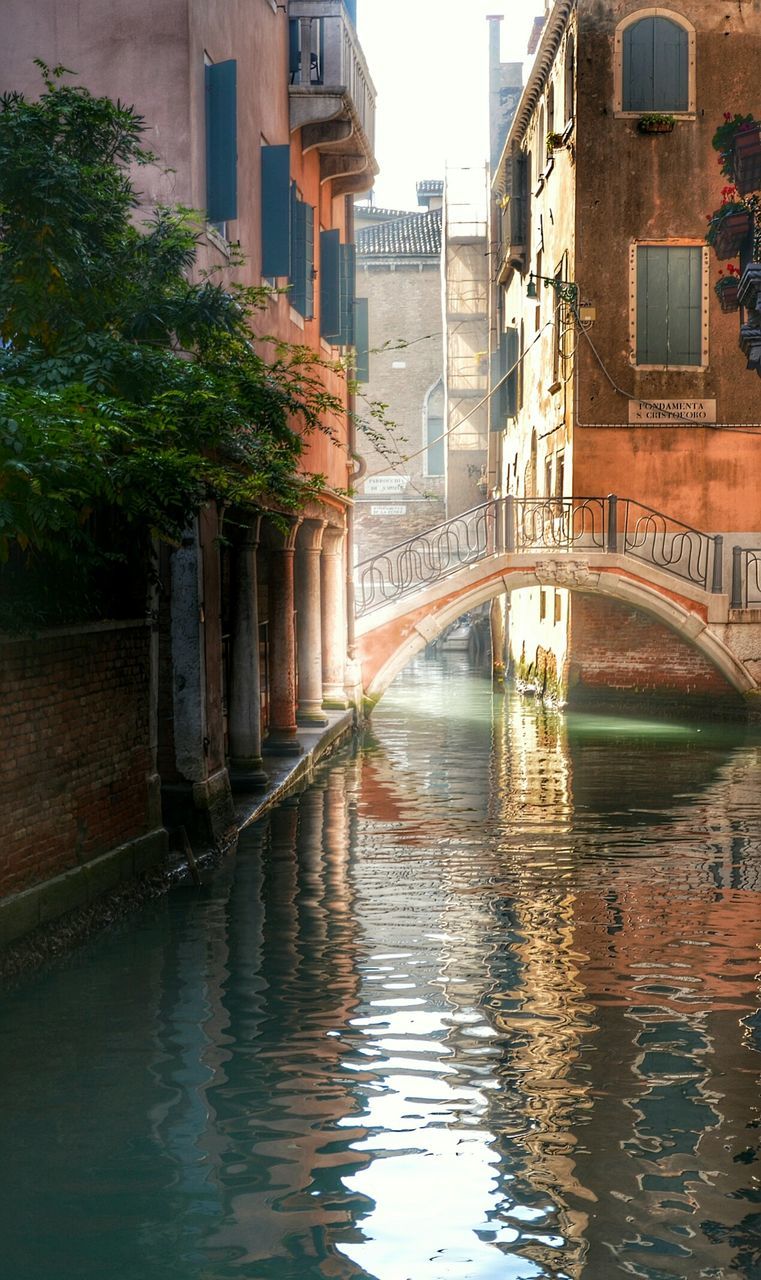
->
[2, 654, 761, 1280]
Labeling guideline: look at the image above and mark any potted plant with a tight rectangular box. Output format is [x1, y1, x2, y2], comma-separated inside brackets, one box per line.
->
[706, 188, 754, 260]
[715, 263, 741, 312]
[638, 112, 675, 134]
[712, 112, 761, 193]
[546, 131, 564, 155]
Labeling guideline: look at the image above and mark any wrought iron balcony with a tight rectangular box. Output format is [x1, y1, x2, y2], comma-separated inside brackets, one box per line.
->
[289, 0, 378, 195]
[738, 263, 761, 376]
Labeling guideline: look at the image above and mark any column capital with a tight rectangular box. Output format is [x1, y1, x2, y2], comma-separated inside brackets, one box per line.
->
[266, 514, 302, 554]
[297, 517, 328, 553]
[321, 523, 345, 555]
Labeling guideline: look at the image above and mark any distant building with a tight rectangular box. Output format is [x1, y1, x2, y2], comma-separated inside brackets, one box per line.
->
[354, 188, 445, 563]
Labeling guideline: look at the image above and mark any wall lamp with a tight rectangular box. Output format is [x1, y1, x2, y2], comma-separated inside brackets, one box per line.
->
[526, 272, 579, 306]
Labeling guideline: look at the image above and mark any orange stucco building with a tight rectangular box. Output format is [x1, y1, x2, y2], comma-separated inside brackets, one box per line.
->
[489, 0, 761, 712]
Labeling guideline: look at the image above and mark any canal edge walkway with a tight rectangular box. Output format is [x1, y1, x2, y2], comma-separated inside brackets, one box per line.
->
[0, 710, 357, 980]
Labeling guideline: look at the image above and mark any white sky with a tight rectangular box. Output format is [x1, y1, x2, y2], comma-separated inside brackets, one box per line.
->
[356, 0, 542, 210]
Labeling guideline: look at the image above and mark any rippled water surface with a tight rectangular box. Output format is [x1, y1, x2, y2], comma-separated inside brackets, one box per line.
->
[3, 655, 761, 1279]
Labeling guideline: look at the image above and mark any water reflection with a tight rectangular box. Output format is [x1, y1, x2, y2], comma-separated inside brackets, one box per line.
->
[0, 654, 760, 1279]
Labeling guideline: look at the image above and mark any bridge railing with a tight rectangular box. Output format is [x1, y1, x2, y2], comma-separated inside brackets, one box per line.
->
[354, 495, 725, 616]
[731, 546, 761, 608]
[355, 500, 496, 615]
[618, 498, 722, 593]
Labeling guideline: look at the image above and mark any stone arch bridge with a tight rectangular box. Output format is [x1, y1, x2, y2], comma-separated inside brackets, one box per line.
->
[354, 496, 761, 711]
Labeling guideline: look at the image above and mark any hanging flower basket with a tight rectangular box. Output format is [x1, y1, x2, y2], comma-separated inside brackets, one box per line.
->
[706, 202, 753, 261]
[715, 275, 741, 312]
[638, 113, 675, 135]
[733, 123, 761, 195]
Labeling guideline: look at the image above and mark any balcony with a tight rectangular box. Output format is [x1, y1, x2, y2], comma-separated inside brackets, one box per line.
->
[289, 0, 378, 195]
[739, 263, 761, 377]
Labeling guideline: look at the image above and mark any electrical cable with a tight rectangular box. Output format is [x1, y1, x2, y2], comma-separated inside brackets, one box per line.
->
[362, 319, 556, 479]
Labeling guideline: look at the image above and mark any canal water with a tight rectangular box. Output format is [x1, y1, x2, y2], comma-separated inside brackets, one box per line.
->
[2, 655, 761, 1280]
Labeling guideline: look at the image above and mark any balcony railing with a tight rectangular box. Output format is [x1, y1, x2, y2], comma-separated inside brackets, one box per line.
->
[289, 0, 377, 192]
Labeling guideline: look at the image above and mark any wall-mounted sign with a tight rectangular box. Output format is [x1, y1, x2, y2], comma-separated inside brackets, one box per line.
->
[364, 476, 408, 494]
[628, 399, 717, 425]
[370, 504, 407, 516]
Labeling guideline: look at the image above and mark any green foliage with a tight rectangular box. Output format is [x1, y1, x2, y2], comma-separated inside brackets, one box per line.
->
[0, 66, 343, 629]
[711, 112, 756, 179]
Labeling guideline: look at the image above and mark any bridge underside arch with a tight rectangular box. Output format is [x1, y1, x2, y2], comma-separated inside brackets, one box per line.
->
[358, 562, 755, 710]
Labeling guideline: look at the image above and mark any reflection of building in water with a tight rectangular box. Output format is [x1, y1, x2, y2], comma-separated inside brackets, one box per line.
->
[161, 770, 373, 1276]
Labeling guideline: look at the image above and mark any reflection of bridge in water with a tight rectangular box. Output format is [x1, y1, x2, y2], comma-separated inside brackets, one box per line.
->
[353, 496, 761, 707]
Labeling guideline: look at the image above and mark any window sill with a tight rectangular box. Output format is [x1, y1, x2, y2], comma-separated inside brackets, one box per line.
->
[289, 307, 305, 330]
[614, 111, 695, 121]
[631, 363, 707, 372]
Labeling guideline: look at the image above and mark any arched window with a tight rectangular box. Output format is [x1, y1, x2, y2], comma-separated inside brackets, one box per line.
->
[547, 83, 555, 147]
[616, 10, 695, 115]
[424, 379, 445, 477]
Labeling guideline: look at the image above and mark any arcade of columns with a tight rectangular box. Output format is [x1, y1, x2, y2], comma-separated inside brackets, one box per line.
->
[228, 510, 351, 786]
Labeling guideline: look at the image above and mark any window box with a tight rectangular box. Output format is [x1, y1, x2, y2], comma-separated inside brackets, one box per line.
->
[638, 113, 675, 134]
[732, 124, 761, 196]
[714, 276, 741, 312]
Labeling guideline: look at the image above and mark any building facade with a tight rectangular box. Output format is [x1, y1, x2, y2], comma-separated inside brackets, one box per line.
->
[354, 187, 446, 562]
[0, 0, 377, 936]
[488, 0, 761, 711]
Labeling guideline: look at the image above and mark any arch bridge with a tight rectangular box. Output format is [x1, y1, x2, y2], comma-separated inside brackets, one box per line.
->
[353, 496, 761, 709]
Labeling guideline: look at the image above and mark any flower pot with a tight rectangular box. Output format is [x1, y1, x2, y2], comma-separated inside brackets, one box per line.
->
[715, 277, 740, 313]
[638, 119, 674, 134]
[711, 210, 753, 261]
[732, 124, 761, 195]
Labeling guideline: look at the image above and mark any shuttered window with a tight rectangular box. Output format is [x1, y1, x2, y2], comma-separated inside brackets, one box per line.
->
[636, 245, 702, 366]
[354, 297, 370, 383]
[338, 243, 356, 347]
[490, 328, 519, 429]
[205, 60, 237, 225]
[320, 230, 341, 340]
[261, 145, 291, 278]
[289, 185, 314, 318]
[622, 16, 688, 112]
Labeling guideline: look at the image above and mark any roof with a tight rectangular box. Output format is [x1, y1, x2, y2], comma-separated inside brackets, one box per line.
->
[357, 207, 442, 258]
[355, 205, 414, 222]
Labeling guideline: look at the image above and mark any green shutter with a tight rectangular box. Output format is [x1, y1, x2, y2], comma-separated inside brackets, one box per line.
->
[504, 327, 519, 417]
[653, 18, 688, 111]
[205, 60, 237, 224]
[490, 349, 505, 430]
[290, 192, 315, 318]
[637, 246, 701, 366]
[354, 296, 369, 382]
[261, 145, 291, 278]
[320, 229, 341, 339]
[624, 17, 688, 112]
[289, 20, 300, 79]
[338, 243, 356, 346]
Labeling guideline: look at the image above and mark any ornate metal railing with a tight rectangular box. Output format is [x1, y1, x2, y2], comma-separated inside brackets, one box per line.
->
[731, 546, 761, 608]
[619, 498, 722, 592]
[355, 501, 495, 615]
[354, 495, 725, 617]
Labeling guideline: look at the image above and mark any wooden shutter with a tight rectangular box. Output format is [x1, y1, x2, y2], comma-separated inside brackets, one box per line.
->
[637, 246, 701, 366]
[290, 186, 307, 314]
[288, 20, 300, 80]
[504, 327, 519, 417]
[354, 296, 370, 382]
[624, 17, 688, 112]
[338, 243, 356, 346]
[320, 229, 341, 339]
[205, 60, 237, 224]
[261, 145, 292, 278]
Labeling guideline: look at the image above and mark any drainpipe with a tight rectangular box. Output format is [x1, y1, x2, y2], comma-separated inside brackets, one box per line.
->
[344, 195, 363, 713]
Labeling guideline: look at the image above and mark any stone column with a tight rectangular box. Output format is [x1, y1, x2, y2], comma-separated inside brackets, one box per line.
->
[296, 518, 329, 725]
[265, 518, 302, 754]
[228, 517, 268, 789]
[320, 524, 350, 709]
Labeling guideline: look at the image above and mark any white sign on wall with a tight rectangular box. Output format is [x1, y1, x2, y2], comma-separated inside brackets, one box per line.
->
[628, 399, 717, 425]
[364, 476, 408, 494]
[370, 504, 407, 517]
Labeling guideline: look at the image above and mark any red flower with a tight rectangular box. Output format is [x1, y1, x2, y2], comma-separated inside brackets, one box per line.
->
[724, 112, 733, 122]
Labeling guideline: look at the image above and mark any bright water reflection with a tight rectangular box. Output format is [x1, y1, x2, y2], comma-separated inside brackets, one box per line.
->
[2, 654, 761, 1279]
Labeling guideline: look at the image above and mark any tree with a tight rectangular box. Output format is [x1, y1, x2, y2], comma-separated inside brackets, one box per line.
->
[0, 65, 343, 628]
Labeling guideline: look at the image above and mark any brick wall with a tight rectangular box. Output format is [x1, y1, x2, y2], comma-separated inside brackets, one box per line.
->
[0, 622, 155, 898]
[567, 593, 743, 710]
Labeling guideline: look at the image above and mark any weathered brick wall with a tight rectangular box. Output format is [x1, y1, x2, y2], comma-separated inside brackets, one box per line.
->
[0, 622, 154, 898]
[354, 494, 446, 564]
[567, 593, 743, 709]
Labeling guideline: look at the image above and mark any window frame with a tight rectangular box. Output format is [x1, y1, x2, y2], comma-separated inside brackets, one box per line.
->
[614, 8, 696, 119]
[629, 239, 709, 371]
